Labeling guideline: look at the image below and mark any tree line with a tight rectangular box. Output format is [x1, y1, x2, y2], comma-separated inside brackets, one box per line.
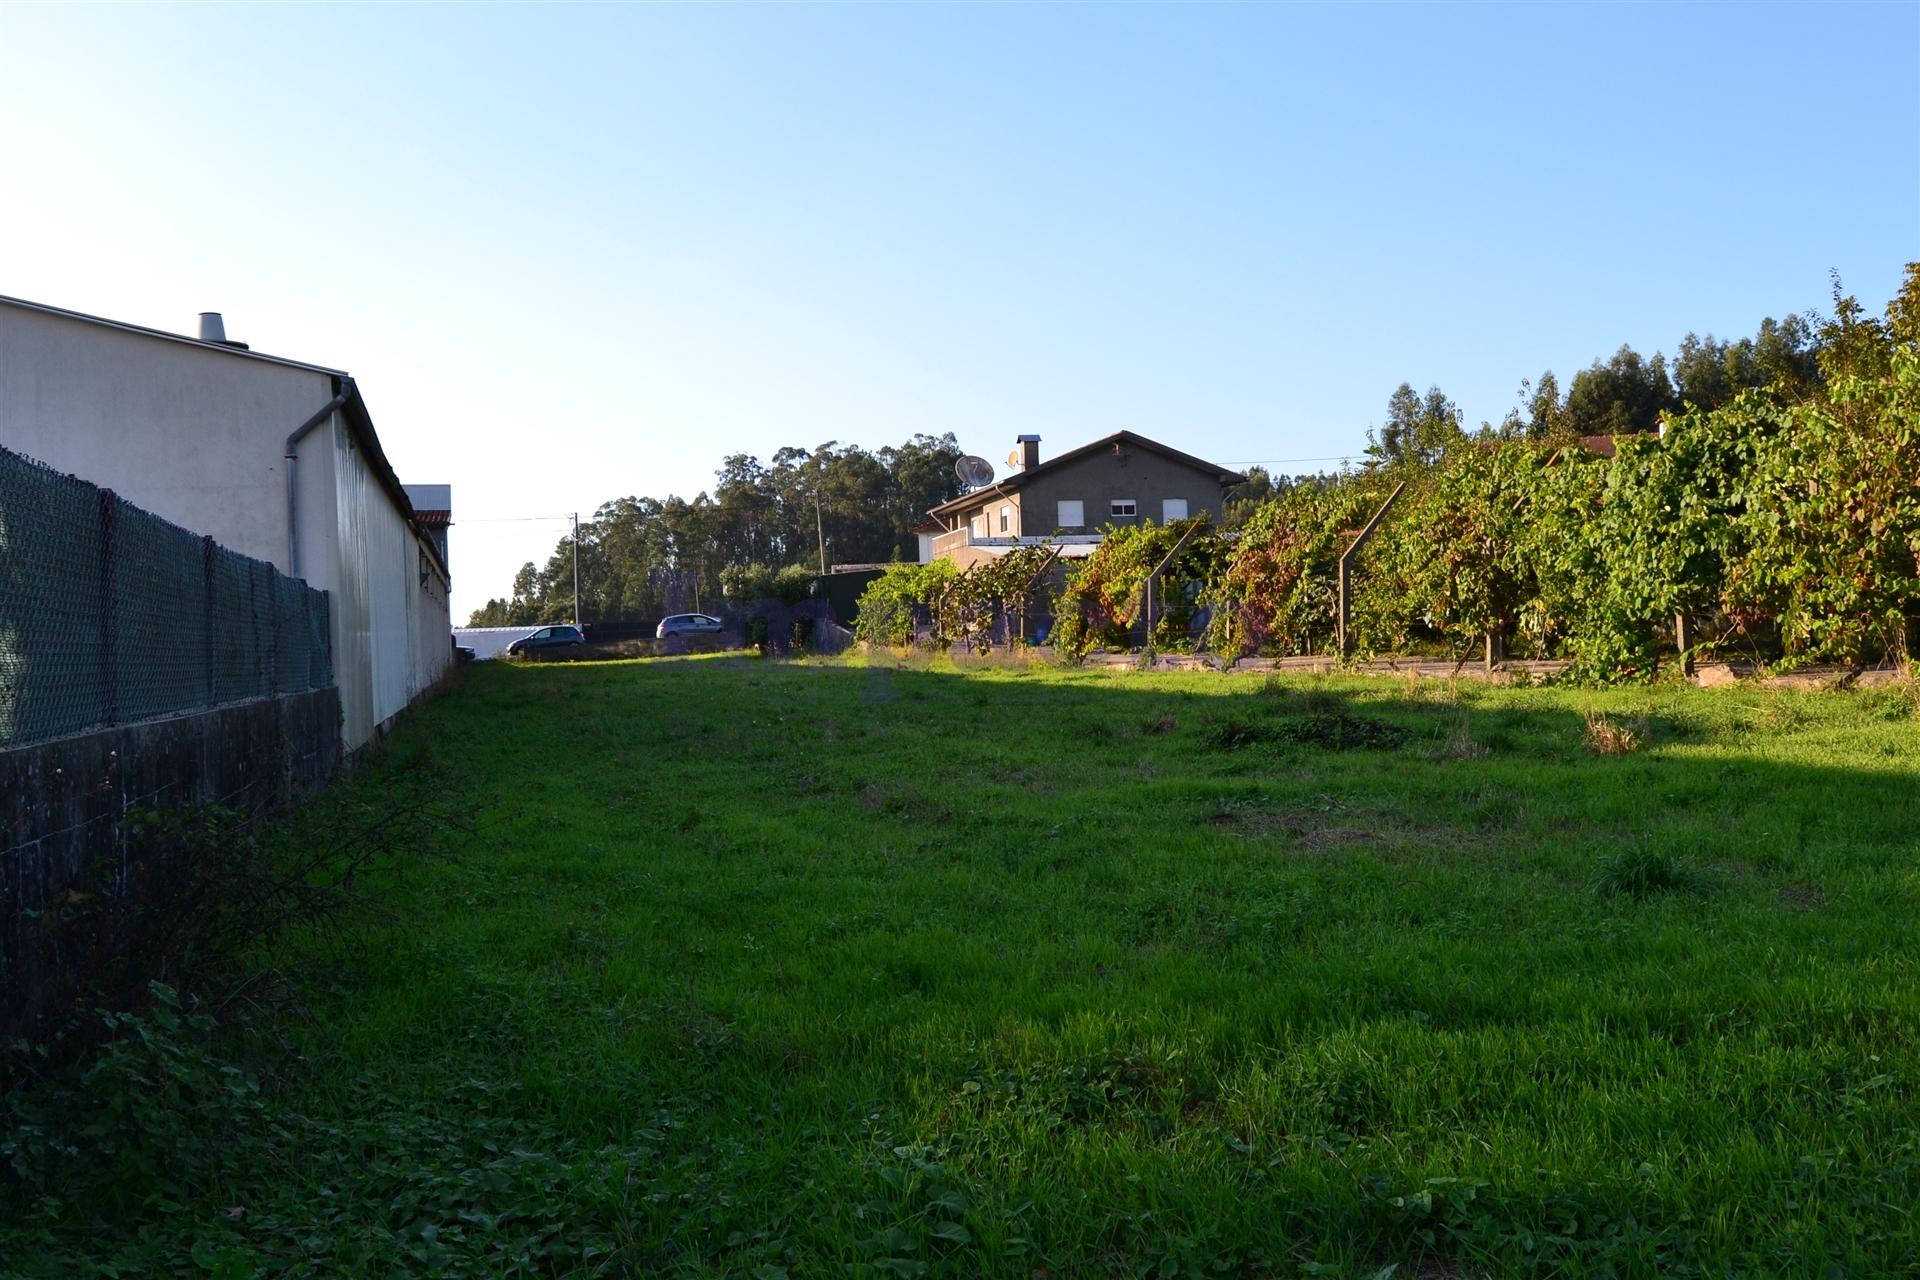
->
[467, 434, 967, 625]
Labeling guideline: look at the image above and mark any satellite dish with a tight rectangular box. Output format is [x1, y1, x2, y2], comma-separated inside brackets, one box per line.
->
[955, 455, 995, 489]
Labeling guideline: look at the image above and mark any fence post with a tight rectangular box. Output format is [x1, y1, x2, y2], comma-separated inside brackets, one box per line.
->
[267, 573, 280, 698]
[1674, 612, 1694, 677]
[202, 536, 217, 705]
[98, 490, 118, 727]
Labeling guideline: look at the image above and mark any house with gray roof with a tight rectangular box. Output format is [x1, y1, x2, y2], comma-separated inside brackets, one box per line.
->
[924, 431, 1244, 569]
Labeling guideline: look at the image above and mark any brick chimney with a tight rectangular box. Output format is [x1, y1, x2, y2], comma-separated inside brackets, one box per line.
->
[1016, 434, 1040, 471]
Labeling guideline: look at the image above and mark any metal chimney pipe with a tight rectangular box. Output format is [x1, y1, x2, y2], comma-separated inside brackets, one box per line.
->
[198, 312, 228, 343]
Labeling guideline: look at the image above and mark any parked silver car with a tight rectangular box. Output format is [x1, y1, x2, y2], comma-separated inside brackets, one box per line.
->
[656, 613, 724, 639]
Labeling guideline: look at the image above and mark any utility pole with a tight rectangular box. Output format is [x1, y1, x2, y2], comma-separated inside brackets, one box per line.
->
[571, 511, 582, 626]
[815, 488, 828, 575]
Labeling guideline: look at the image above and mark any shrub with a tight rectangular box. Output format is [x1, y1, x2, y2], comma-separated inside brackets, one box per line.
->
[722, 563, 819, 608]
[853, 560, 957, 647]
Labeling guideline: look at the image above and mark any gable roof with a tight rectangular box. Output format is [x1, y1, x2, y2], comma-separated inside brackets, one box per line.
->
[927, 430, 1246, 517]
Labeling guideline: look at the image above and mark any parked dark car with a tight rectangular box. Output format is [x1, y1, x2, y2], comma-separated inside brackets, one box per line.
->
[656, 613, 725, 639]
[507, 624, 585, 655]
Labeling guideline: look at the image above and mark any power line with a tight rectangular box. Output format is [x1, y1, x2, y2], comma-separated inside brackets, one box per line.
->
[1226, 454, 1361, 467]
[449, 514, 578, 524]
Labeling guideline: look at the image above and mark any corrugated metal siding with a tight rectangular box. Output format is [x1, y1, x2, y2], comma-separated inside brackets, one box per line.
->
[327, 415, 450, 749]
[330, 417, 375, 750]
[414, 548, 452, 690]
[366, 484, 411, 728]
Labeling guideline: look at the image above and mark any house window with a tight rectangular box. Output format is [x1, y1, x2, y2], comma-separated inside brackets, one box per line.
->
[1162, 498, 1189, 521]
[1057, 500, 1084, 528]
[999, 505, 1012, 533]
[1111, 499, 1137, 520]
[970, 515, 986, 539]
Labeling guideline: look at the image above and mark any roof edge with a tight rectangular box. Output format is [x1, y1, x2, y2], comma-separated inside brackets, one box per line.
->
[0, 293, 447, 583]
[0, 292, 350, 377]
[926, 430, 1247, 516]
[335, 378, 450, 582]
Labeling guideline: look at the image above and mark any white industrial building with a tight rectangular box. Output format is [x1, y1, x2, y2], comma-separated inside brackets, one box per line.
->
[0, 294, 451, 751]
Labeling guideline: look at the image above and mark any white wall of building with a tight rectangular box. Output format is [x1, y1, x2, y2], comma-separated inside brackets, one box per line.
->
[0, 303, 335, 574]
[315, 405, 452, 747]
[451, 627, 529, 661]
[0, 297, 451, 753]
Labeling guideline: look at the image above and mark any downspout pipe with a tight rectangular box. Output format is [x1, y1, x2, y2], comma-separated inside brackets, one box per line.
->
[285, 377, 354, 580]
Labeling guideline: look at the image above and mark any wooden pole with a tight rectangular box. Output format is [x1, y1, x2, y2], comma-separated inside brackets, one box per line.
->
[1337, 482, 1405, 658]
[1143, 522, 1199, 646]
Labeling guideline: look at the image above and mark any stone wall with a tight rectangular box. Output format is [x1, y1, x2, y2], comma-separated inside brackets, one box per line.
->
[0, 688, 340, 1041]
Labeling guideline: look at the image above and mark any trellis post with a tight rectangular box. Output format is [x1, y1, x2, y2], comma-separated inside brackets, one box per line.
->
[1337, 482, 1405, 659]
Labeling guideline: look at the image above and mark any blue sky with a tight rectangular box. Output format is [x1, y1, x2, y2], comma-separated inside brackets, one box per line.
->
[2, 2, 1914, 617]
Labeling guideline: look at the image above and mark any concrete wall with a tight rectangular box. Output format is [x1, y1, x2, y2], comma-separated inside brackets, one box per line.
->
[0, 688, 340, 1042]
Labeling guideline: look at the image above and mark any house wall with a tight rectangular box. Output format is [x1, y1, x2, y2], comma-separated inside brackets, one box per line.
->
[940, 451, 1226, 544]
[1018, 449, 1226, 534]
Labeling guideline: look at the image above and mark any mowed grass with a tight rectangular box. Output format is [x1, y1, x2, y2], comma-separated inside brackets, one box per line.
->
[14, 656, 1920, 1277]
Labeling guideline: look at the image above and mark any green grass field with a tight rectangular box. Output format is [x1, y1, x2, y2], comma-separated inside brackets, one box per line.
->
[7, 655, 1920, 1277]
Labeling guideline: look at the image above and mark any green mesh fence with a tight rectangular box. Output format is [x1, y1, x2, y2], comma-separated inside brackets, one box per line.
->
[0, 444, 333, 747]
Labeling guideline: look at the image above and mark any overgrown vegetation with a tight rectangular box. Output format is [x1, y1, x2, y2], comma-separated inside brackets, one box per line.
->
[1051, 516, 1231, 660]
[7, 657, 1919, 1276]
[850, 559, 958, 647]
[3, 752, 462, 1088]
[1219, 269, 1920, 676]
[853, 548, 1056, 653]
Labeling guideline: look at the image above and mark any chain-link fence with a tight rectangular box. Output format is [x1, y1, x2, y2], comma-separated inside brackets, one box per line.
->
[0, 444, 332, 748]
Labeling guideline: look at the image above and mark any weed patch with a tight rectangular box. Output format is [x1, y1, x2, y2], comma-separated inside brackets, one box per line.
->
[1583, 712, 1644, 755]
[1275, 711, 1409, 751]
[1593, 842, 1705, 900]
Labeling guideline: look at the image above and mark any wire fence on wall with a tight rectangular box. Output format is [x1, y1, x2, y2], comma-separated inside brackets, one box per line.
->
[0, 443, 333, 748]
